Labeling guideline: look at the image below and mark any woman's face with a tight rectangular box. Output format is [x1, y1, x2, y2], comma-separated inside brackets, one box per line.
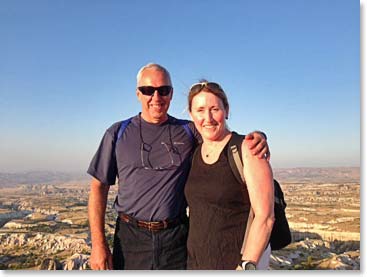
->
[190, 91, 229, 142]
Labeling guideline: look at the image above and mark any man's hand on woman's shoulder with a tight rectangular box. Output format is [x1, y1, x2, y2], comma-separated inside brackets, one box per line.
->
[244, 131, 270, 160]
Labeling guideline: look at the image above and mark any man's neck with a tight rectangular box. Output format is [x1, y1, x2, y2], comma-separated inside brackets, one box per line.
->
[139, 113, 169, 125]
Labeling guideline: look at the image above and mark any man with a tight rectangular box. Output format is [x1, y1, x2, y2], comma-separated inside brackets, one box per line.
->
[87, 63, 270, 270]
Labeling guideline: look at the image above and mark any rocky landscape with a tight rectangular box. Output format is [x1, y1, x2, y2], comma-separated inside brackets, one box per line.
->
[0, 167, 360, 270]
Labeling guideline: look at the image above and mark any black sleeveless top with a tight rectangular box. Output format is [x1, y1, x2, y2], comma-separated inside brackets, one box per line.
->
[184, 142, 251, 270]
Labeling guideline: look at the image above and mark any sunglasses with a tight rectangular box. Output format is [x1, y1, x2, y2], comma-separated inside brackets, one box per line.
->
[138, 86, 173, 96]
[189, 82, 224, 94]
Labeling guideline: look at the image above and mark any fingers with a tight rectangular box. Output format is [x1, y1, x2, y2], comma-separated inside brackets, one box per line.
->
[107, 255, 114, 270]
[251, 140, 266, 155]
[257, 147, 271, 160]
[90, 260, 106, 270]
[90, 254, 113, 270]
[245, 132, 270, 160]
[245, 133, 254, 141]
[246, 140, 271, 160]
[245, 134, 259, 151]
[91, 261, 110, 270]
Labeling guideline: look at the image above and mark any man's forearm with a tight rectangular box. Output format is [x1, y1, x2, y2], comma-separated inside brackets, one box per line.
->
[88, 179, 110, 247]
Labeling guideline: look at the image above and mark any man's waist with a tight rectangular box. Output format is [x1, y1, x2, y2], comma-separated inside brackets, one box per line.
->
[118, 212, 188, 232]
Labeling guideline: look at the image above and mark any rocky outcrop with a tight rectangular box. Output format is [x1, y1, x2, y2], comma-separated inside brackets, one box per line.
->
[17, 203, 59, 215]
[38, 258, 62, 270]
[0, 211, 30, 220]
[0, 232, 91, 270]
[316, 252, 360, 270]
[290, 224, 360, 241]
[2, 220, 44, 229]
[63, 254, 89, 270]
[38, 254, 89, 270]
[0, 233, 90, 254]
[270, 238, 360, 270]
[0, 210, 32, 228]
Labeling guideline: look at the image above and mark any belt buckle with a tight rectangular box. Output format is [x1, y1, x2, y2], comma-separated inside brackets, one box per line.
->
[148, 221, 162, 231]
[147, 222, 154, 231]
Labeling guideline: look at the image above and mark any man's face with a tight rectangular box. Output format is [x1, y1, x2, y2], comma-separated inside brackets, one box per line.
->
[137, 69, 173, 124]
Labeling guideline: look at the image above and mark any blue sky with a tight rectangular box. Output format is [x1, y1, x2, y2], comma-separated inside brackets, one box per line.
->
[0, 0, 360, 172]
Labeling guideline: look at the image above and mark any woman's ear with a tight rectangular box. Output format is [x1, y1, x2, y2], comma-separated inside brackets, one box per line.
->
[189, 111, 193, 121]
[225, 107, 229, 119]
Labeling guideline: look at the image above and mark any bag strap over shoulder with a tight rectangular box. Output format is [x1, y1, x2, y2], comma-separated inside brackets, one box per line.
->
[227, 132, 254, 254]
[228, 132, 245, 184]
[117, 117, 133, 140]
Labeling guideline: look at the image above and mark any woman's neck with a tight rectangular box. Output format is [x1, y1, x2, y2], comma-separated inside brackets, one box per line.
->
[202, 129, 231, 146]
[201, 130, 232, 162]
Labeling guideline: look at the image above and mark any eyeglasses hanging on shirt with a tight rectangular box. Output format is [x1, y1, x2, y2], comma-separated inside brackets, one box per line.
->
[139, 114, 182, 171]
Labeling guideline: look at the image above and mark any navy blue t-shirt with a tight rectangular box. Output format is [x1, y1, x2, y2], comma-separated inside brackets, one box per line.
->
[87, 114, 200, 221]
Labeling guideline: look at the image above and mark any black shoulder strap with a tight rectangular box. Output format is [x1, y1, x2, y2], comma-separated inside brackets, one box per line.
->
[227, 132, 254, 254]
[227, 132, 246, 185]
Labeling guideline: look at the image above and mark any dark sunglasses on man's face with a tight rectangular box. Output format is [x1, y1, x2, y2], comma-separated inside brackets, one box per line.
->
[138, 86, 173, 96]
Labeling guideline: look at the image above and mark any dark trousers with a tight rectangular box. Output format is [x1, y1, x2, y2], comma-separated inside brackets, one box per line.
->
[112, 216, 189, 270]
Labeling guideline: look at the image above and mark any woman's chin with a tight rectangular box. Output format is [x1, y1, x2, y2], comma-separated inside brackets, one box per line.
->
[201, 132, 219, 141]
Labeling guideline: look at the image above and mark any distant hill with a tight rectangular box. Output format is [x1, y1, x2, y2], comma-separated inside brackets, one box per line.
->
[0, 167, 360, 187]
[273, 167, 360, 183]
[0, 171, 90, 187]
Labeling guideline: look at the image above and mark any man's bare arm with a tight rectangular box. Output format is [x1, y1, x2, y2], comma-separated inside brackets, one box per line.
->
[88, 177, 113, 270]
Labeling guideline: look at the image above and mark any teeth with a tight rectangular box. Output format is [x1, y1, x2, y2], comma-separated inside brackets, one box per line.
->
[150, 105, 163, 109]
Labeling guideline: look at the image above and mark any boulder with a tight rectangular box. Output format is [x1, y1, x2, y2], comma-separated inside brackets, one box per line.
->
[38, 258, 62, 270]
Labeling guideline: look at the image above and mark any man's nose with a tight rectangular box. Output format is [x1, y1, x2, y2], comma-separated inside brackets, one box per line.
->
[152, 90, 162, 99]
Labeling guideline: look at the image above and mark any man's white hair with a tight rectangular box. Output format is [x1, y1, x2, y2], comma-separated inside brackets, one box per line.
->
[136, 63, 172, 85]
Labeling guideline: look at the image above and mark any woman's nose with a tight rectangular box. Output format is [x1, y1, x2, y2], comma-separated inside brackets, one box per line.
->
[204, 110, 213, 121]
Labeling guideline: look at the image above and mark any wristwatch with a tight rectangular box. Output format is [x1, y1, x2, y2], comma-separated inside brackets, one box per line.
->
[239, 260, 256, 270]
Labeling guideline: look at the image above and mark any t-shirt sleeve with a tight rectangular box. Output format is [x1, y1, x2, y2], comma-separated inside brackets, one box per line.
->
[188, 120, 202, 145]
[87, 130, 117, 185]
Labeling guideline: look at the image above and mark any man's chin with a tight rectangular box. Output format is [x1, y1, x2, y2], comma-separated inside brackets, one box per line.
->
[150, 112, 168, 123]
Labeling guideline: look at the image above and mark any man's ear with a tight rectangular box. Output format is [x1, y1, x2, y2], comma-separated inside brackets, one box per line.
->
[169, 89, 173, 100]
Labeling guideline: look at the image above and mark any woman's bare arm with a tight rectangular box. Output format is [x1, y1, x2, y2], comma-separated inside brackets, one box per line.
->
[240, 138, 275, 264]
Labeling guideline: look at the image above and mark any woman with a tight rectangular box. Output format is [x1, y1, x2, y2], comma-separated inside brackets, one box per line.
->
[184, 81, 275, 270]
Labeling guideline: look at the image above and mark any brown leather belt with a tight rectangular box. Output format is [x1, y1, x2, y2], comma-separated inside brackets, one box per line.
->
[119, 212, 187, 232]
